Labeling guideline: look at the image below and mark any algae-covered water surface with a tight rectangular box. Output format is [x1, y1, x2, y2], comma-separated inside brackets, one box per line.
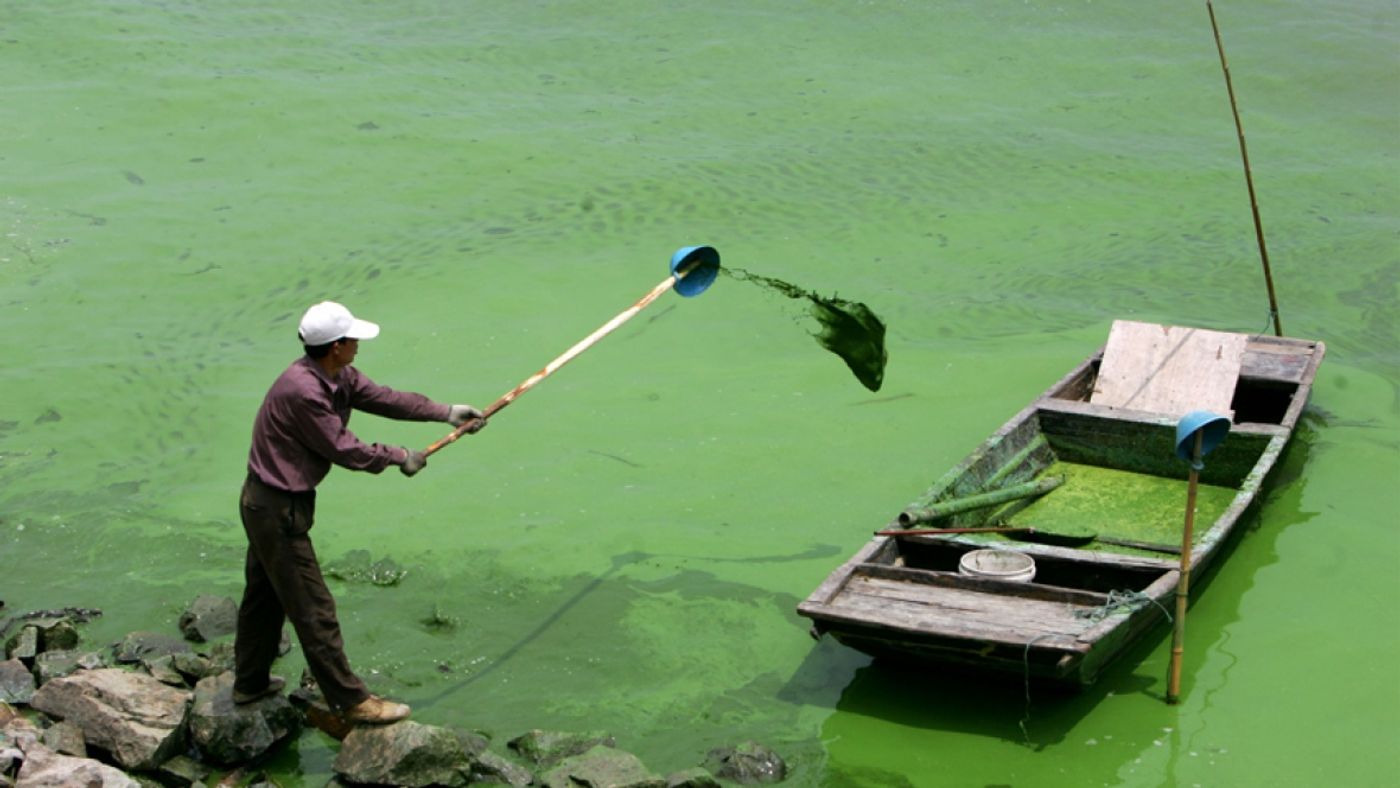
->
[2, 2, 1397, 786]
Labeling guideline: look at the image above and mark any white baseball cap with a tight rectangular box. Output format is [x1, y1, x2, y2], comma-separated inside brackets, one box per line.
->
[298, 301, 380, 345]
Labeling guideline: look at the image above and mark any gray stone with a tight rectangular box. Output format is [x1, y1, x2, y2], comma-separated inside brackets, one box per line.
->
[31, 618, 81, 652]
[2, 715, 40, 750]
[34, 650, 79, 685]
[33, 648, 109, 685]
[0, 743, 21, 776]
[16, 743, 141, 787]
[112, 632, 191, 664]
[667, 767, 722, 788]
[188, 672, 299, 766]
[332, 720, 478, 788]
[4, 628, 36, 663]
[142, 654, 187, 687]
[153, 754, 211, 787]
[77, 650, 109, 670]
[703, 741, 787, 784]
[41, 720, 87, 757]
[471, 749, 535, 786]
[177, 597, 238, 644]
[30, 668, 190, 771]
[508, 728, 616, 766]
[203, 640, 237, 675]
[0, 660, 34, 705]
[170, 652, 215, 682]
[539, 745, 665, 788]
[0, 750, 20, 780]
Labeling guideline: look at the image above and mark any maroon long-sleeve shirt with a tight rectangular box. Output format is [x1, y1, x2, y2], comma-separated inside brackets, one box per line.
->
[247, 357, 450, 492]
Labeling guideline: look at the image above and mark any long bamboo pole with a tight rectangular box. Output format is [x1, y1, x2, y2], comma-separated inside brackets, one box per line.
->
[423, 265, 694, 457]
[1167, 430, 1204, 704]
[1208, 0, 1284, 337]
[896, 476, 1064, 526]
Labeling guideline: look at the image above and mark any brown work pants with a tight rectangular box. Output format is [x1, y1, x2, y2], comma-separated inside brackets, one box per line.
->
[234, 474, 370, 711]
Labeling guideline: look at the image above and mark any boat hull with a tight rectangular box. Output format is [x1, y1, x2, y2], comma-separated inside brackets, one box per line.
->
[798, 324, 1325, 685]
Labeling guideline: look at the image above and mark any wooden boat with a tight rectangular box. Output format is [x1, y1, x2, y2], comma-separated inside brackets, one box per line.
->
[796, 319, 1325, 685]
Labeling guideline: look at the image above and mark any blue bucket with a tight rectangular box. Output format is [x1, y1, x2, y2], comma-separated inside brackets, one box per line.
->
[669, 245, 720, 297]
[1175, 410, 1232, 468]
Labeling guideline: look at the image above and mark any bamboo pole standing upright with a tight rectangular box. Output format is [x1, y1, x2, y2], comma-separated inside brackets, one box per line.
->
[1208, 0, 1284, 337]
[1167, 430, 1205, 705]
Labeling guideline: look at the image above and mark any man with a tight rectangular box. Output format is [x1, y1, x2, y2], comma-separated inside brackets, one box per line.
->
[233, 301, 485, 723]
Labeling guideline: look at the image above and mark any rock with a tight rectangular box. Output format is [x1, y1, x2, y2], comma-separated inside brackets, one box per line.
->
[0, 660, 35, 705]
[112, 632, 191, 664]
[0, 734, 21, 774]
[2, 715, 40, 750]
[203, 640, 238, 675]
[305, 700, 354, 742]
[170, 652, 215, 682]
[29, 668, 191, 771]
[188, 672, 299, 766]
[4, 628, 36, 663]
[332, 720, 480, 787]
[30, 618, 81, 652]
[703, 741, 787, 784]
[287, 688, 353, 741]
[539, 744, 665, 788]
[0, 746, 20, 778]
[177, 597, 238, 644]
[34, 651, 78, 685]
[666, 767, 722, 788]
[0, 701, 17, 726]
[152, 753, 211, 787]
[471, 749, 535, 786]
[33, 648, 109, 686]
[508, 728, 616, 766]
[142, 654, 188, 687]
[0, 718, 29, 784]
[16, 743, 141, 787]
[41, 720, 86, 757]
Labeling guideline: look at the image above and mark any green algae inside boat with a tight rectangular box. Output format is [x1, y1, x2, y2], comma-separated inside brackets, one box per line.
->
[796, 319, 1325, 686]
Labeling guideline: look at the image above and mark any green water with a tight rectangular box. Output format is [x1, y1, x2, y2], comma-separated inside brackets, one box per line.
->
[3, 2, 1397, 786]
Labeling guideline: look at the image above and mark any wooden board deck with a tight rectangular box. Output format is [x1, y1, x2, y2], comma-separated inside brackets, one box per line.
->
[822, 565, 1113, 650]
[1091, 320, 1247, 417]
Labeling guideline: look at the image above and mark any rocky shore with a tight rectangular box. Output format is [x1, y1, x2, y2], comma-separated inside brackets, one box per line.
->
[0, 599, 788, 787]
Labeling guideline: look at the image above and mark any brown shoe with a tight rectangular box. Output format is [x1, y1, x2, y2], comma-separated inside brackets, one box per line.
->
[233, 675, 286, 705]
[344, 695, 411, 724]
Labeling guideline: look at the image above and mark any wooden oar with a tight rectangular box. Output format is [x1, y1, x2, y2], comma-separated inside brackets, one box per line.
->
[423, 246, 719, 458]
[876, 526, 1038, 537]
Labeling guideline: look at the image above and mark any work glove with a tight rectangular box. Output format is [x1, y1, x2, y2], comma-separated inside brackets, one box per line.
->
[447, 404, 488, 434]
[400, 448, 428, 477]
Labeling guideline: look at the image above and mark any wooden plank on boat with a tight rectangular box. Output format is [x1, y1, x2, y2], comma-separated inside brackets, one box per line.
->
[1240, 336, 1317, 383]
[1090, 320, 1246, 417]
[857, 562, 1115, 606]
[822, 571, 1098, 649]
